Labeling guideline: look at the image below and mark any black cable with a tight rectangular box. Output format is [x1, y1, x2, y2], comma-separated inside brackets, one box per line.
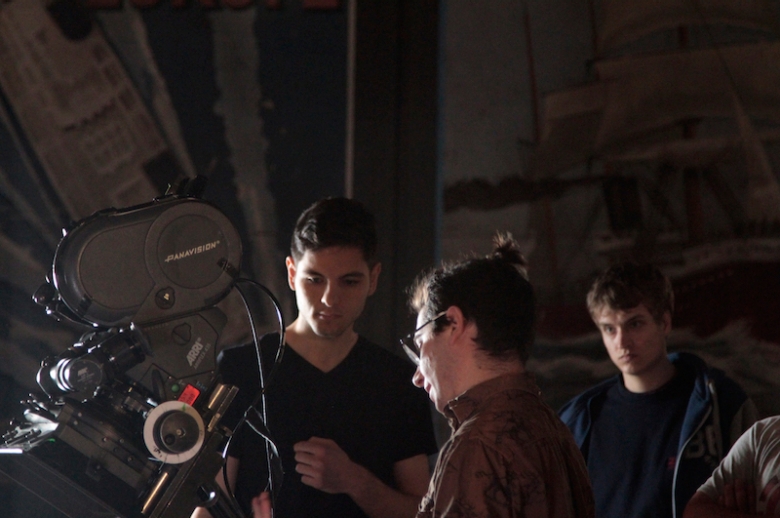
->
[217, 278, 286, 517]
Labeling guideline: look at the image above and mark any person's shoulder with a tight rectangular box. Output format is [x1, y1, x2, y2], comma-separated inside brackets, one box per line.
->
[672, 351, 752, 410]
[675, 351, 746, 391]
[563, 375, 619, 406]
[709, 367, 749, 398]
[219, 333, 281, 369]
[735, 416, 780, 452]
[754, 415, 780, 431]
[558, 375, 618, 420]
[222, 331, 279, 352]
[751, 416, 780, 442]
[670, 351, 710, 372]
[219, 343, 254, 370]
[355, 335, 411, 362]
[351, 335, 418, 378]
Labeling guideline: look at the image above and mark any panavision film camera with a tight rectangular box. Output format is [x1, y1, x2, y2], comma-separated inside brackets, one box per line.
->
[0, 191, 254, 518]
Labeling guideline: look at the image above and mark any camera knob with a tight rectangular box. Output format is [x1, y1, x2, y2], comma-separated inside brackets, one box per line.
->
[143, 401, 205, 464]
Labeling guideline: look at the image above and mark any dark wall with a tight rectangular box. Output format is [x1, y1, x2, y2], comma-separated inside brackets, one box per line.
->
[353, 0, 440, 345]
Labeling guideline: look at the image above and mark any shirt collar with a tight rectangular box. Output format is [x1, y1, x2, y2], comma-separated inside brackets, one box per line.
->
[443, 372, 541, 429]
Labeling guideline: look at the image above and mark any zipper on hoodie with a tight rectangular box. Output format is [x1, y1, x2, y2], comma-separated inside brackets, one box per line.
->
[670, 380, 720, 518]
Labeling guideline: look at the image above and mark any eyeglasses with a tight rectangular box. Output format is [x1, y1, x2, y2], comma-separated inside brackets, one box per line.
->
[399, 311, 448, 365]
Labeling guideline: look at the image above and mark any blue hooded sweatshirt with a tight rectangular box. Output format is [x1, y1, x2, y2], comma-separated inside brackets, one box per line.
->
[559, 352, 757, 518]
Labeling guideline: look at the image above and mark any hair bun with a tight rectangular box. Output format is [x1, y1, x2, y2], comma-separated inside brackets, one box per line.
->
[491, 232, 529, 278]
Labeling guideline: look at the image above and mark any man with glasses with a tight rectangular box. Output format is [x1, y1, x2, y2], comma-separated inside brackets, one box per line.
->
[404, 233, 595, 517]
[194, 197, 437, 518]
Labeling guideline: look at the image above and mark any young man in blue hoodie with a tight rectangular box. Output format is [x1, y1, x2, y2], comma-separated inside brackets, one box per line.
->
[559, 262, 758, 518]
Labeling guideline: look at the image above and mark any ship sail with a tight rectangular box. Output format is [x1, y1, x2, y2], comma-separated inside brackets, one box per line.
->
[534, 41, 780, 178]
[595, 42, 780, 146]
[732, 90, 780, 221]
[596, 0, 778, 55]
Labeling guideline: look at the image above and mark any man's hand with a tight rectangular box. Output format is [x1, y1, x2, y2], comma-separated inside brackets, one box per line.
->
[293, 436, 360, 494]
[718, 480, 756, 515]
[251, 492, 272, 518]
[292, 437, 428, 518]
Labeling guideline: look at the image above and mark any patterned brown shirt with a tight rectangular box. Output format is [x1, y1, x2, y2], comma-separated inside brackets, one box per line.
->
[417, 373, 595, 518]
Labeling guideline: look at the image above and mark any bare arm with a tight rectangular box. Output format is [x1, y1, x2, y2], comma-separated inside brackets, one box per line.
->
[251, 492, 273, 518]
[684, 485, 756, 518]
[348, 453, 430, 518]
[190, 456, 240, 518]
[294, 436, 430, 518]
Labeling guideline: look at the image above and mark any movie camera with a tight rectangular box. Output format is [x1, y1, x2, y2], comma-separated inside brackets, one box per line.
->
[0, 187, 276, 518]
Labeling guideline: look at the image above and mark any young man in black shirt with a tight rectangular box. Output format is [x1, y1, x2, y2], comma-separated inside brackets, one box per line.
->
[193, 197, 436, 518]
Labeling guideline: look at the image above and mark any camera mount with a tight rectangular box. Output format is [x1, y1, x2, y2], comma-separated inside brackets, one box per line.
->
[0, 190, 260, 518]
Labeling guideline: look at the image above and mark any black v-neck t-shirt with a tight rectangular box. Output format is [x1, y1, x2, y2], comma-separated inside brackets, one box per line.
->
[219, 333, 437, 518]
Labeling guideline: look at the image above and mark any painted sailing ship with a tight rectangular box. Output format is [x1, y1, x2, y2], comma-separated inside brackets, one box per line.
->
[447, 0, 780, 344]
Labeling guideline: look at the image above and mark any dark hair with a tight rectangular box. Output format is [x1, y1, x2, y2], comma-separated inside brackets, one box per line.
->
[586, 262, 674, 322]
[291, 197, 378, 265]
[408, 233, 534, 362]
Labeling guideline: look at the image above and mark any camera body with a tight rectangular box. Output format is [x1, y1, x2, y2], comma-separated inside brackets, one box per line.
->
[51, 192, 241, 328]
[0, 193, 246, 518]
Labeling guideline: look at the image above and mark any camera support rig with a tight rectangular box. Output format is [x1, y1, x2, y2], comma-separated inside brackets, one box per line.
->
[0, 190, 254, 518]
